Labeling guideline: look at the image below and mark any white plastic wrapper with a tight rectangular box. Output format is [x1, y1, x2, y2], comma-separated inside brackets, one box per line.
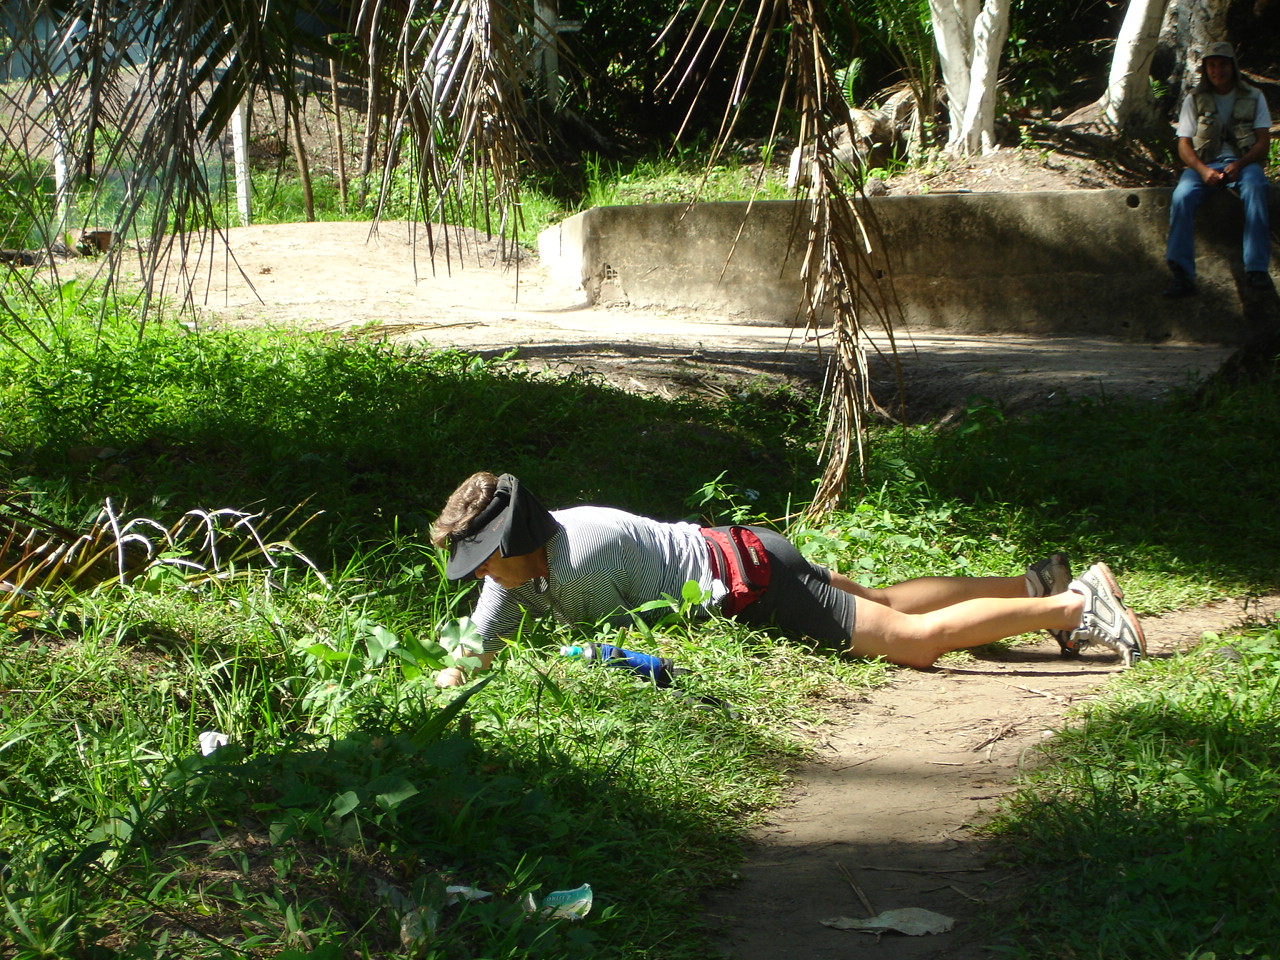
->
[821, 907, 955, 936]
[445, 885, 493, 905]
[197, 731, 229, 756]
[399, 906, 439, 952]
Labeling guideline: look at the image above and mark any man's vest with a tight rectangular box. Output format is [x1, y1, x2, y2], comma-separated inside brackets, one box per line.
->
[1191, 84, 1264, 161]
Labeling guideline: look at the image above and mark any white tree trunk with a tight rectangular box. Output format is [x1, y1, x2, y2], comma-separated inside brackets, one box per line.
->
[929, 0, 1010, 155]
[928, 0, 980, 119]
[231, 99, 252, 226]
[1098, 0, 1171, 130]
[951, 0, 1011, 155]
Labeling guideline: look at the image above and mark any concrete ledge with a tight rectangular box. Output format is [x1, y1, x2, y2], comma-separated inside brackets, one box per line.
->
[537, 187, 1280, 345]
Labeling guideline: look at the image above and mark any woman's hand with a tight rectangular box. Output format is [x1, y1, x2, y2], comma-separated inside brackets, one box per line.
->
[435, 666, 467, 687]
[434, 650, 495, 687]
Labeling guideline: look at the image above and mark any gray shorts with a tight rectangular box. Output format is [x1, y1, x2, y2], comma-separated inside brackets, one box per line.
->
[730, 526, 856, 644]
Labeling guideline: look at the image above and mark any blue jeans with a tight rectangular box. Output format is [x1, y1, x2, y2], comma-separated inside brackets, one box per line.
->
[1166, 158, 1272, 276]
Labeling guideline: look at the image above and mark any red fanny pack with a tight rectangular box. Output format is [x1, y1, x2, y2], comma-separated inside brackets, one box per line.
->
[700, 526, 771, 615]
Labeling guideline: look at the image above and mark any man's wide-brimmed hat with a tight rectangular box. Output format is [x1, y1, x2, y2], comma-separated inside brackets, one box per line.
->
[1203, 41, 1236, 61]
[444, 473, 558, 580]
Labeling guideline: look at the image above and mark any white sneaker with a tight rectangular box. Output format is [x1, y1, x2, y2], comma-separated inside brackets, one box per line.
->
[1053, 563, 1146, 667]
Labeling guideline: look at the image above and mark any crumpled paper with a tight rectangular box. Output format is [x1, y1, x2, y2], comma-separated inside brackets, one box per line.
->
[821, 907, 955, 936]
[445, 885, 492, 905]
[399, 905, 439, 952]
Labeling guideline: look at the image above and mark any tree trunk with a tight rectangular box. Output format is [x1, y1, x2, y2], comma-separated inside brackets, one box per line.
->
[952, 0, 1010, 154]
[329, 51, 348, 212]
[1096, 0, 1172, 132]
[289, 106, 316, 222]
[357, 0, 386, 202]
[1171, 0, 1231, 98]
[929, 0, 1010, 155]
[928, 0, 979, 122]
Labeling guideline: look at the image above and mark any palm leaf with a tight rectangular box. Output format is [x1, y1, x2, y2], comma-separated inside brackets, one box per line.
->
[662, 0, 908, 512]
[0, 495, 323, 622]
[5, 0, 899, 512]
[3, 0, 549, 327]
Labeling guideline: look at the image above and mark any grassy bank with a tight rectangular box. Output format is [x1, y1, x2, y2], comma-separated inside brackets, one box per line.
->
[988, 624, 1280, 959]
[1, 287, 1278, 958]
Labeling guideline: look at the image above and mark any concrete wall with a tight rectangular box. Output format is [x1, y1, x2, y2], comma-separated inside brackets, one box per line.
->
[537, 187, 1280, 344]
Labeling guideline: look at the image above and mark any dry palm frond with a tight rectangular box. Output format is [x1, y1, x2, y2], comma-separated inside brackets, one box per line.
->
[0, 495, 324, 623]
[4, 0, 897, 515]
[0, 498, 152, 599]
[2, 1, 329, 327]
[377, 0, 539, 257]
[664, 0, 907, 515]
[786, 1, 907, 515]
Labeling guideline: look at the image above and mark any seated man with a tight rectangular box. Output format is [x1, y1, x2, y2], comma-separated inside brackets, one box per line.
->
[1165, 41, 1273, 297]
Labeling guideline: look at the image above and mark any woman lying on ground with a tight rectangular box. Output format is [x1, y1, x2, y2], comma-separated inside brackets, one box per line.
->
[431, 472, 1146, 687]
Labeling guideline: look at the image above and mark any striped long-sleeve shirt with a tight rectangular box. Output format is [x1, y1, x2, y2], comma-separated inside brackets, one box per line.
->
[468, 506, 716, 652]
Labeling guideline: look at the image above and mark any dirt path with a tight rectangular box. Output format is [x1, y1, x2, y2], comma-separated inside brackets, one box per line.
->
[703, 594, 1280, 960]
[81, 220, 1235, 422]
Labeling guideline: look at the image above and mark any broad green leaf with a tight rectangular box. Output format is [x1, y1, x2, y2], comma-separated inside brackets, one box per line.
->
[331, 791, 360, 818]
[375, 778, 420, 811]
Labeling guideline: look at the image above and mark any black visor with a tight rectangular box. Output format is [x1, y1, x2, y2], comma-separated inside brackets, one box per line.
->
[444, 474, 558, 580]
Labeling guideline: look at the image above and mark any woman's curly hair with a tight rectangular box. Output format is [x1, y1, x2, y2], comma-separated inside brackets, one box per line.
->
[430, 471, 499, 548]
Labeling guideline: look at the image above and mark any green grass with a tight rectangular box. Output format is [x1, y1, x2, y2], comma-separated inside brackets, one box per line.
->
[1, 560, 864, 959]
[1, 279, 1279, 958]
[0, 148, 59, 249]
[0, 282, 817, 560]
[5, 134, 797, 255]
[894, 387, 1280, 610]
[580, 153, 790, 209]
[986, 627, 1280, 959]
[224, 149, 791, 242]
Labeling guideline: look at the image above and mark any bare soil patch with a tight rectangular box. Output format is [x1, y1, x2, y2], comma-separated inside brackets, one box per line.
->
[114, 210, 1232, 424]
[874, 139, 1166, 197]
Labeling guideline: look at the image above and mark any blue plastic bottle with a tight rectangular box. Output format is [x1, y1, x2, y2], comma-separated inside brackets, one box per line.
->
[559, 642, 675, 687]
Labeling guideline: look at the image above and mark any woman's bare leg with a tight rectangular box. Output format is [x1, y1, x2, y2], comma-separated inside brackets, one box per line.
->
[830, 571, 1027, 614]
[845, 590, 1085, 669]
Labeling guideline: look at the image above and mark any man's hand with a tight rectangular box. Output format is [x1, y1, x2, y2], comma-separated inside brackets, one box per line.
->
[1201, 166, 1227, 186]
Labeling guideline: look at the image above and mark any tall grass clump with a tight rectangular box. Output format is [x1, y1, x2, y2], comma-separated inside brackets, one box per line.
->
[206, 148, 788, 240]
[0, 148, 58, 250]
[218, 163, 572, 244]
[580, 152, 789, 209]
